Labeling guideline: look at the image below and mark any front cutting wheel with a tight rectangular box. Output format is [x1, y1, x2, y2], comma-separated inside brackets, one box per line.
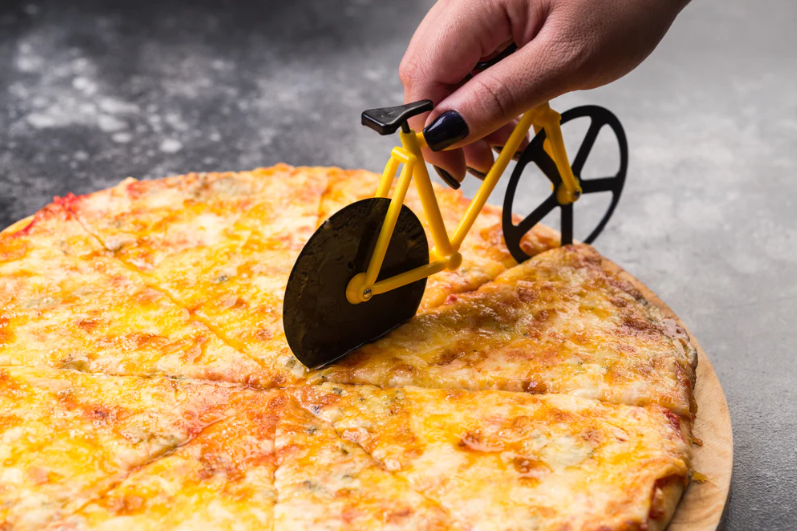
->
[502, 105, 628, 263]
[283, 198, 429, 369]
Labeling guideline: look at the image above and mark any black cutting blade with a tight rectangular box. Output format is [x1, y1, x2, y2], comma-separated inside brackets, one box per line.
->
[502, 105, 628, 263]
[283, 198, 428, 369]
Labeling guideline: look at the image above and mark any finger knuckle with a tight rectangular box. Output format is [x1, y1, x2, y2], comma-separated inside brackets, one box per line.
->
[544, 30, 596, 86]
[471, 75, 516, 123]
[398, 56, 423, 87]
[561, 40, 593, 76]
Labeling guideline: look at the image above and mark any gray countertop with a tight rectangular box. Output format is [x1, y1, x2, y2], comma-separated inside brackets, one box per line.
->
[1, 0, 795, 528]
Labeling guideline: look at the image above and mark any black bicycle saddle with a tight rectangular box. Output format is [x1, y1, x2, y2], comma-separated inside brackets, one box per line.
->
[361, 100, 434, 135]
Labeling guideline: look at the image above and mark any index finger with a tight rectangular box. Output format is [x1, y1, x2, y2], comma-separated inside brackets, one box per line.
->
[399, 0, 515, 118]
[398, 0, 517, 186]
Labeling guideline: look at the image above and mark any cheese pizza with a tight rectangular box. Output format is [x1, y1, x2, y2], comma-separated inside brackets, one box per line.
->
[62, 165, 328, 385]
[274, 396, 454, 531]
[0, 165, 697, 531]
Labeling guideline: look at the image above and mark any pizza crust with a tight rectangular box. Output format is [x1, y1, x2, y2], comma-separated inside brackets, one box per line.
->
[1, 216, 33, 235]
[650, 480, 687, 531]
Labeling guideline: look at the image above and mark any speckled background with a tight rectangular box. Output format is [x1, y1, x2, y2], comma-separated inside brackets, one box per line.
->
[1, 0, 795, 528]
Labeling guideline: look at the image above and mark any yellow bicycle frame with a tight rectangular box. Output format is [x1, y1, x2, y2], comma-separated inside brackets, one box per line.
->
[346, 102, 581, 305]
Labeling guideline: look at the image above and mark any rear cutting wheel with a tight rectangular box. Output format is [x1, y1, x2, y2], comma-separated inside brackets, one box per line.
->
[502, 105, 628, 263]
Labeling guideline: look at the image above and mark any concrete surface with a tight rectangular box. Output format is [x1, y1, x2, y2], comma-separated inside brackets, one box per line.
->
[0, 0, 795, 528]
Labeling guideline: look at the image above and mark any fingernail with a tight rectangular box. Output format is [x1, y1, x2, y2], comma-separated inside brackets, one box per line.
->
[492, 146, 524, 162]
[433, 166, 461, 190]
[423, 111, 469, 152]
[466, 166, 487, 180]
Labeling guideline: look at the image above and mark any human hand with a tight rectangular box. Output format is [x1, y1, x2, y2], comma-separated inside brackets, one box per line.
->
[400, 0, 689, 188]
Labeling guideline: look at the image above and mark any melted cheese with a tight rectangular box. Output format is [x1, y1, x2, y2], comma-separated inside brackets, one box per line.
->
[0, 204, 271, 385]
[294, 383, 691, 531]
[65, 166, 331, 385]
[147, 243, 304, 382]
[274, 396, 454, 531]
[68, 165, 326, 271]
[0, 367, 238, 530]
[53, 390, 282, 531]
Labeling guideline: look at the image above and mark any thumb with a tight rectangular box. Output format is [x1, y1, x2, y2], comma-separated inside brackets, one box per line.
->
[422, 32, 585, 152]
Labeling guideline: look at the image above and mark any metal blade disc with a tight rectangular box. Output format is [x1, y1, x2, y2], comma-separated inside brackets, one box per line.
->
[283, 198, 428, 369]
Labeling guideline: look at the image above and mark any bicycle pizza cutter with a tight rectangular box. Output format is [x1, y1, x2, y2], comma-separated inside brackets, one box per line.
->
[284, 51, 628, 370]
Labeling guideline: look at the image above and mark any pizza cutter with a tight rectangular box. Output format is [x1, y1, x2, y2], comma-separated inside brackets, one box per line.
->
[283, 198, 429, 370]
[283, 45, 628, 370]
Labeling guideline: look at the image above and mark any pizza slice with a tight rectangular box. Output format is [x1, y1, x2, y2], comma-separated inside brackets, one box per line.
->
[317, 167, 558, 311]
[67, 165, 328, 272]
[60, 166, 332, 383]
[313, 244, 697, 416]
[142, 242, 306, 383]
[273, 395, 455, 531]
[0, 199, 99, 262]
[0, 367, 238, 531]
[294, 383, 693, 531]
[50, 389, 283, 531]
[0, 202, 277, 385]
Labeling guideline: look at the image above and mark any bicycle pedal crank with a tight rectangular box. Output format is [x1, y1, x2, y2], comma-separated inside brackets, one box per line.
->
[502, 105, 628, 264]
[283, 198, 429, 369]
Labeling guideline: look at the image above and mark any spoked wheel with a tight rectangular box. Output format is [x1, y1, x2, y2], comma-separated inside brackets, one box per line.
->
[283, 198, 429, 369]
[502, 106, 628, 264]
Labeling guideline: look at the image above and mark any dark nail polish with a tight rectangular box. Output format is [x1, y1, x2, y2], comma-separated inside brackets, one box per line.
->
[492, 145, 524, 162]
[466, 166, 487, 180]
[433, 166, 461, 190]
[423, 111, 469, 152]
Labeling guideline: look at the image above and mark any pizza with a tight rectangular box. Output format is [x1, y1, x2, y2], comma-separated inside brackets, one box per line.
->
[0, 165, 697, 531]
[273, 396, 453, 531]
[61, 165, 329, 386]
